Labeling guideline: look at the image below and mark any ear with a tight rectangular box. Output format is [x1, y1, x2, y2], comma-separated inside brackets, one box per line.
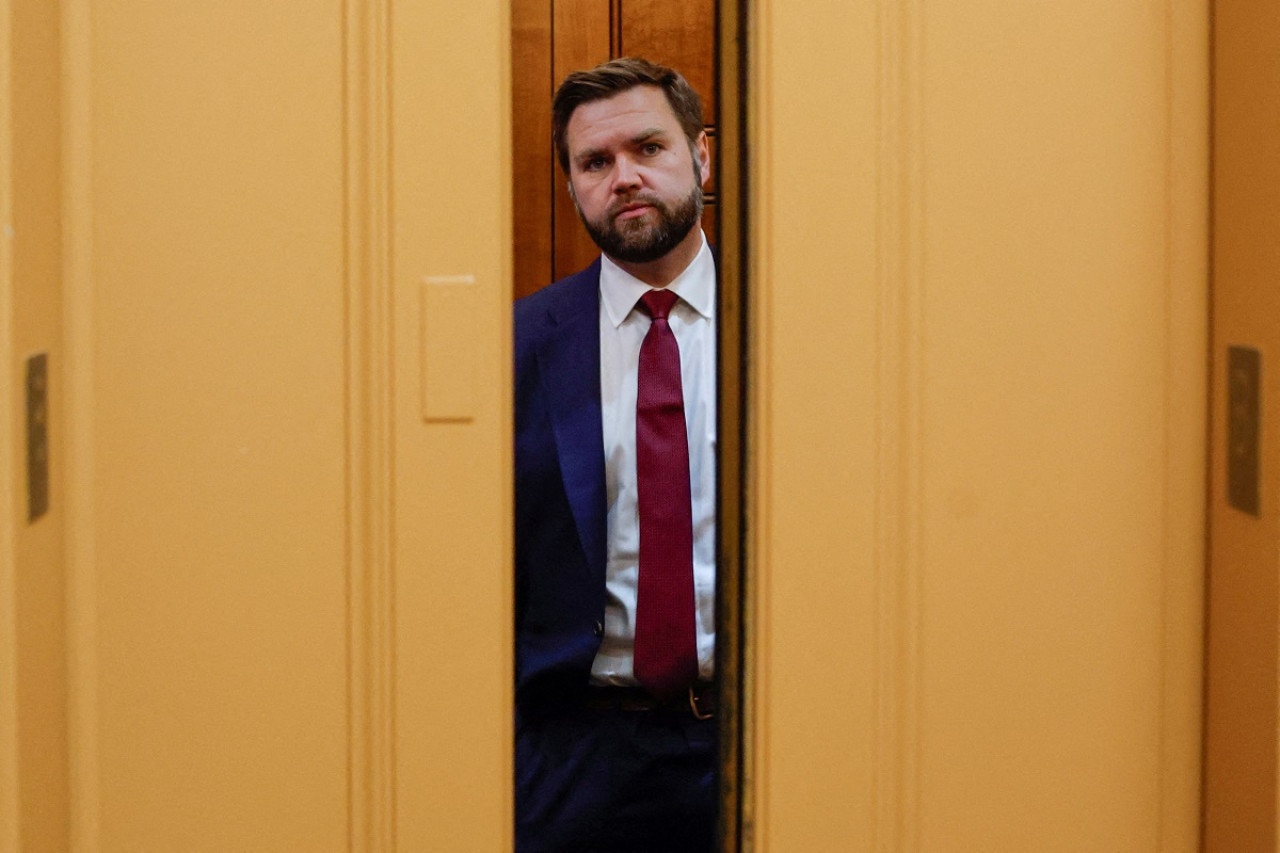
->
[566, 179, 582, 216]
[695, 131, 711, 189]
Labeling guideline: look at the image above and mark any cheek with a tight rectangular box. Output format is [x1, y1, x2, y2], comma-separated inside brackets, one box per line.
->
[664, 157, 698, 188]
[573, 186, 611, 220]
[576, 179, 609, 208]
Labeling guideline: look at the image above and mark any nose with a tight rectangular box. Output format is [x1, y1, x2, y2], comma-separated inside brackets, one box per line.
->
[611, 155, 641, 193]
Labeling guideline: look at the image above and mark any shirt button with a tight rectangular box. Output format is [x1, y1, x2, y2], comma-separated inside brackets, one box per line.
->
[593, 620, 604, 638]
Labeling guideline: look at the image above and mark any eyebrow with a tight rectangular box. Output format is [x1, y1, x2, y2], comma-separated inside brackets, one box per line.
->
[574, 127, 670, 165]
[629, 127, 668, 146]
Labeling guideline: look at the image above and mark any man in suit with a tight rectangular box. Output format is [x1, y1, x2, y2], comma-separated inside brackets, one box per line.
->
[513, 57, 717, 852]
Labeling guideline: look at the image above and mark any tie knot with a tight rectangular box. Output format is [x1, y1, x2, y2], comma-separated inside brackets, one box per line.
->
[640, 289, 679, 322]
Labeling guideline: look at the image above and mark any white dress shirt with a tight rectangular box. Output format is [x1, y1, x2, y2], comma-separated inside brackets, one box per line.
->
[590, 233, 716, 685]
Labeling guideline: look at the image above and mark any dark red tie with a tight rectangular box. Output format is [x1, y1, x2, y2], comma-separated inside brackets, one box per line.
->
[633, 289, 697, 698]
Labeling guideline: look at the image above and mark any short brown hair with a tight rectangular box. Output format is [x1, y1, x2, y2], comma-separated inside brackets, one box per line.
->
[552, 57, 704, 174]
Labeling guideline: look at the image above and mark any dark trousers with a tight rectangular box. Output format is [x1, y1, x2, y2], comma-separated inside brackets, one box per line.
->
[515, 701, 718, 852]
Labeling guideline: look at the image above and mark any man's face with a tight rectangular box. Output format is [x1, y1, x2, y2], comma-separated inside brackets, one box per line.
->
[565, 85, 710, 265]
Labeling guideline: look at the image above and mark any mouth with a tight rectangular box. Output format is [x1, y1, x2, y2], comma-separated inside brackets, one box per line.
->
[614, 202, 655, 221]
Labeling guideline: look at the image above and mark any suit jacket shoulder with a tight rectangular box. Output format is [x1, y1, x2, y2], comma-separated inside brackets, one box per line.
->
[514, 259, 601, 349]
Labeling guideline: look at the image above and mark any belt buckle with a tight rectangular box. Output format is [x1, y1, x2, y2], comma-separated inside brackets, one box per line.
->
[688, 684, 714, 720]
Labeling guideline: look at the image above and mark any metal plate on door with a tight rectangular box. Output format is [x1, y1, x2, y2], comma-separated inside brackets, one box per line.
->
[26, 353, 49, 522]
[1227, 346, 1260, 517]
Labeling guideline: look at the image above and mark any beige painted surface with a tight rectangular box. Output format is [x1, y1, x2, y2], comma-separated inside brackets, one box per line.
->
[47, 1, 511, 850]
[3, 0, 71, 849]
[73, 5, 350, 847]
[0, 0, 14, 840]
[390, 0, 513, 849]
[747, 0, 1207, 850]
[1205, 0, 1280, 848]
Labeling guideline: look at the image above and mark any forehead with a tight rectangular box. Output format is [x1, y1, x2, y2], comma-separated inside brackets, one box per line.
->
[565, 85, 682, 154]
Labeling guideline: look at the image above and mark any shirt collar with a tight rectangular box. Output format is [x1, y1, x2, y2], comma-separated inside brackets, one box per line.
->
[599, 231, 715, 329]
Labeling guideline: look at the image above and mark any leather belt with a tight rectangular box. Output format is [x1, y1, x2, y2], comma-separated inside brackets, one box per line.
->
[583, 683, 716, 720]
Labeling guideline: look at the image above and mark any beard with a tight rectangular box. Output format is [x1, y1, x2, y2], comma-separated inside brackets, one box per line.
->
[576, 180, 703, 265]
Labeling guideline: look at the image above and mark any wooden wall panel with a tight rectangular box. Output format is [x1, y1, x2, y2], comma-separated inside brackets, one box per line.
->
[700, 204, 718, 256]
[618, 0, 717, 124]
[612, 0, 720, 259]
[550, 0, 613, 281]
[512, 0, 553, 299]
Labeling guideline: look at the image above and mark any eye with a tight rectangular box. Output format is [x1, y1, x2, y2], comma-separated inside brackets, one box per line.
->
[582, 156, 607, 172]
[641, 142, 662, 156]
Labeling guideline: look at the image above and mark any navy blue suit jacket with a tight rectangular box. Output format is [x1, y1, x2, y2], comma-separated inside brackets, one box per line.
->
[513, 257, 719, 853]
[513, 260, 608, 706]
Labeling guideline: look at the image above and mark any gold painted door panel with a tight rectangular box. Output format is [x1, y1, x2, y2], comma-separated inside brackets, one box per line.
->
[745, 0, 1207, 849]
[1205, 0, 1280, 847]
[1, 1, 511, 849]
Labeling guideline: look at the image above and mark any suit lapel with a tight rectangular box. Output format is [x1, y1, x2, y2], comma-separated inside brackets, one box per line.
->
[535, 263, 607, 576]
